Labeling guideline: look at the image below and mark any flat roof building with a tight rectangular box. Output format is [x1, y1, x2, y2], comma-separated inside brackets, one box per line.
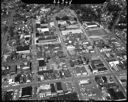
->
[61, 29, 83, 35]
[20, 86, 32, 98]
[66, 24, 79, 29]
[15, 74, 21, 83]
[49, 92, 79, 100]
[37, 28, 49, 33]
[37, 84, 51, 94]
[38, 70, 53, 75]
[79, 79, 90, 85]
[9, 65, 17, 74]
[56, 82, 63, 92]
[16, 45, 30, 53]
[50, 22, 55, 27]
[58, 20, 67, 25]
[50, 84, 56, 93]
[38, 59, 46, 67]
[83, 22, 100, 28]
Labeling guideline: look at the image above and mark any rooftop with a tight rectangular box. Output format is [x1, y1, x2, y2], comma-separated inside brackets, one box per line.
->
[16, 45, 29, 51]
[49, 92, 79, 100]
[50, 83, 56, 93]
[56, 82, 63, 91]
[38, 59, 46, 67]
[86, 22, 98, 26]
[21, 86, 32, 98]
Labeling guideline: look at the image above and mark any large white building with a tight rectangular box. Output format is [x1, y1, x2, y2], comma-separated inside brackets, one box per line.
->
[83, 22, 100, 28]
[37, 28, 49, 33]
[61, 29, 83, 35]
[50, 22, 55, 27]
[67, 45, 76, 55]
[109, 61, 119, 66]
[37, 84, 51, 94]
[58, 20, 67, 25]
[109, 60, 120, 71]
[66, 24, 79, 29]
[79, 79, 90, 85]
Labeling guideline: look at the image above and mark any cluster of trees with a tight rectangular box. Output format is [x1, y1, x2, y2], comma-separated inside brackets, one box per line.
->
[69, 2, 126, 31]
[105, 1, 127, 30]
[70, 4, 102, 23]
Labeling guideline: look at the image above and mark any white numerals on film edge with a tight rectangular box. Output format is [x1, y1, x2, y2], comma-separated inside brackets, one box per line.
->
[53, 0, 73, 5]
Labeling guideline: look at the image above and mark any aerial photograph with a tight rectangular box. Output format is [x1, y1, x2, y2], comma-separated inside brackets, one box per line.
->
[1, 0, 127, 101]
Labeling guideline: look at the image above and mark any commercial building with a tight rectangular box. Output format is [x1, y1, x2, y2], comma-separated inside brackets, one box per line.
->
[9, 65, 17, 75]
[109, 61, 119, 66]
[109, 61, 119, 71]
[90, 59, 108, 74]
[14, 74, 21, 83]
[37, 84, 52, 99]
[61, 29, 83, 35]
[67, 45, 76, 56]
[37, 58, 46, 67]
[20, 62, 31, 71]
[38, 70, 53, 75]
[16, 45, 30, 53]
[58, 20, 67, 25]
[24, 34, 31, 38]
[79, 79, 91, 85]
[19, 86, 32, 98]
[40, 24, 48, 28]
[37, 84, 51, 94]
[89, 65, 98, 74]
[56, 82, 63, 93]
[49, 92, 79, 100]
[37, 28, 49, 33]
[66, 24, 79, 29]
[50, 84, 56, 93]
[50, 22, 55, 27]
[83, 22, 99, 28]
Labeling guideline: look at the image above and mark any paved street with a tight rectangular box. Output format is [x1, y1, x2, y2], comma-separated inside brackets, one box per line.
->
[53, 15, 74, 79]
[31, 19, 39, 98]
[53, 16, 69, 58]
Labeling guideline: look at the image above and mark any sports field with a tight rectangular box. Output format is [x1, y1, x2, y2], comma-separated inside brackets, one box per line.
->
[86, 28, 108, 37]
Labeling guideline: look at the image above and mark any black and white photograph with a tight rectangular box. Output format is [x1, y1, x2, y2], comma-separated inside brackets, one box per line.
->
[1, 0, 127, 101]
